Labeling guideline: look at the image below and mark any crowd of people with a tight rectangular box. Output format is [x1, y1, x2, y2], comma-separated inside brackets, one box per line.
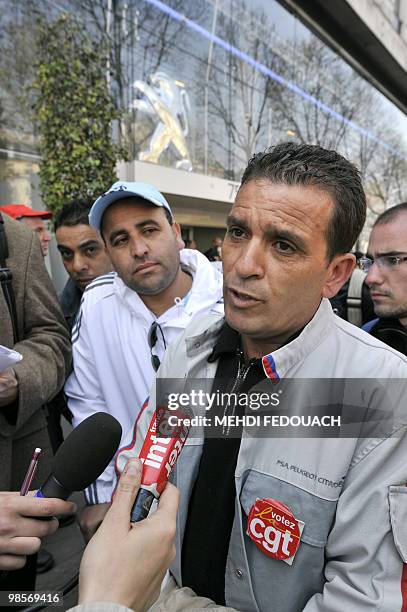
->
[0, 141, 407, 611]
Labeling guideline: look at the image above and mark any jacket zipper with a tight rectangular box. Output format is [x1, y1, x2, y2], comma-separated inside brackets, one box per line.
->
[222, 349, 256, 436]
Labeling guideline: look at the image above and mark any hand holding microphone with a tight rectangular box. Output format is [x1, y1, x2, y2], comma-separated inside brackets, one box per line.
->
[78, 458, 179, 612]
[0, 413, 180, 612]
[0, 413, 122, 573]
[34, 411, 179, 610]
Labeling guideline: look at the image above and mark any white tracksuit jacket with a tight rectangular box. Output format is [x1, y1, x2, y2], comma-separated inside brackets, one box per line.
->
[116, 299, 407, 611]
[64, 249, 223, 504]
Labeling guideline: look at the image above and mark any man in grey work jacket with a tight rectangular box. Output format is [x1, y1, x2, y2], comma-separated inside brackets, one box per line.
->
[117, 142, 407, 612]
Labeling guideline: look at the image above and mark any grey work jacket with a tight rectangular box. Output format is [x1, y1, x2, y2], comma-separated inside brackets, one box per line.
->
[117, 299, 407, 611]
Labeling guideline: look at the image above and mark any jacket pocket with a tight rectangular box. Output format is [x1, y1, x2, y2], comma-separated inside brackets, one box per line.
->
[389, 485, 407, 562]
[240, 469, 336, 547]
[238, 470, 337, 612]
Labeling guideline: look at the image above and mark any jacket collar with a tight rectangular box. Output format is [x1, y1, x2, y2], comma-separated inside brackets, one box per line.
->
[209, 322, 240, 360]
[186, 298, 334, 380]
[59, 278, 82, 319]
[370, 316, 407, 355]
[374, 317, 406, 333]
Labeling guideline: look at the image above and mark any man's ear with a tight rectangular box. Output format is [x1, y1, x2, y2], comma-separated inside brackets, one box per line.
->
[172, 222, 185, 251]
[322, 253, 356, 299]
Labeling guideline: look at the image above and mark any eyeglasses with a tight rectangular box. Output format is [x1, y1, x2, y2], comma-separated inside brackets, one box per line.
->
[359, 255, 407, 273]
[148, 321, 167, 372]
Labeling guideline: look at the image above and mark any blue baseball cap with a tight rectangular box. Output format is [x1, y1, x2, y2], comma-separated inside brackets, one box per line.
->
[89, 181, 173, 232]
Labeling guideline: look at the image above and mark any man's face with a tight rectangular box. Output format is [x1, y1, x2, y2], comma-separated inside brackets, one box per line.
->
[222, 180, 351, 355]
[20, 216, 51, 257]
[56, 223, 112, 291]
[102, 200, 184, 295]
[366, 215, 407, 324]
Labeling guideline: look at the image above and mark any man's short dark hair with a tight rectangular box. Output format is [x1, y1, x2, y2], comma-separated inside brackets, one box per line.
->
[54, 199, 93, 231]
[373, 202, 407, 229]
[241, 142, 366, 261]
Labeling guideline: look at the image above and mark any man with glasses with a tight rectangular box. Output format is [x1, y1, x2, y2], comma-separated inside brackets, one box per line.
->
[65, 181, 223, 541]
[361, 202, 407, 355]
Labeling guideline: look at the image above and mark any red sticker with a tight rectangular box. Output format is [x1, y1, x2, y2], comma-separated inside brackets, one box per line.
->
[247, 498, 301, 561]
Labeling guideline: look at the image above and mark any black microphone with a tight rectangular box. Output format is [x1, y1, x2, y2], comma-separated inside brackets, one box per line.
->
[0, 413, 122, 584]
[36, 412, 122, 499]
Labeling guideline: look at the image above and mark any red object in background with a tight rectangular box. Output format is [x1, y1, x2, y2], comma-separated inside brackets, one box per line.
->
[0, 205, 52, 220]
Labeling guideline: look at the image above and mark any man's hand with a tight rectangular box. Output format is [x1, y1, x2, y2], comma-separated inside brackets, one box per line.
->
[79, 503, 111, 543]
[0, 367, 18, 407]
[0, 492, 76, 570]
[78, 459, 179, 612]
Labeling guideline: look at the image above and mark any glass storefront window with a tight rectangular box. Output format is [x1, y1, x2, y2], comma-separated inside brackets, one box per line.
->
[127, 0, 407, 202]
[0, 0, 406, 217]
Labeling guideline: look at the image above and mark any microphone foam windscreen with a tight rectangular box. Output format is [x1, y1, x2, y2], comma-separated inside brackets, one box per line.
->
[52, 412, 122, 491]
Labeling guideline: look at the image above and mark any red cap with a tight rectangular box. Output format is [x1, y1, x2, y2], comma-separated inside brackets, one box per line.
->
[0, 205, 52, 220]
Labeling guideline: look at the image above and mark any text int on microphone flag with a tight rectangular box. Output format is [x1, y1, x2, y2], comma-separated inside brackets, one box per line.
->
[130, 399, 193, 522]
[139, 404, 192, 498]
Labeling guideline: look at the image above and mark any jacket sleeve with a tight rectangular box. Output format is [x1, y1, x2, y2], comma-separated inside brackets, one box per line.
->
[68, 594, 238, 612]
[64, 304, 115, 504]
[12, 232, 71, 431]
[303, 425, 407, 611]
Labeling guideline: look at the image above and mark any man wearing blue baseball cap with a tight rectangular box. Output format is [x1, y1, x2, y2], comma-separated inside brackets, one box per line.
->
[65, 181, 224, 540]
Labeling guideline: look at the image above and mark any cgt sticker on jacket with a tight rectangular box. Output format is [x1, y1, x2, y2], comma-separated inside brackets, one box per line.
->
[247, 498, 305, 565]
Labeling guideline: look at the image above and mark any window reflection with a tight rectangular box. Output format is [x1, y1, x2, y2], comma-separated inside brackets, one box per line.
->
[0, 0, 406, 215]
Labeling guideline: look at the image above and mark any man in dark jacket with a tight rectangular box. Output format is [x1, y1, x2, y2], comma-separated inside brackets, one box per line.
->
[46, 200, 112, 451]
[363, 202, 407, 355]
[54, 200, 112, 330]
[0, 212, 71, 588]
